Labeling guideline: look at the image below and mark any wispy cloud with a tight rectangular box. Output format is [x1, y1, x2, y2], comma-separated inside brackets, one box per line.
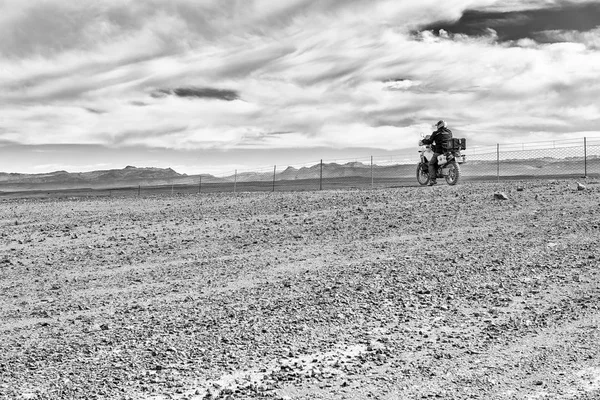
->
[152, 87, 240, 101]
[535, 27, 600, 49]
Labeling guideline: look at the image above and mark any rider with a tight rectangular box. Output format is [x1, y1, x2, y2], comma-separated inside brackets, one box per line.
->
[421, 120, 453, 186]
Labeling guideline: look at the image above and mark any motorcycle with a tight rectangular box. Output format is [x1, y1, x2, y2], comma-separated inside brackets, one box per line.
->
[417, 135, 466, 186]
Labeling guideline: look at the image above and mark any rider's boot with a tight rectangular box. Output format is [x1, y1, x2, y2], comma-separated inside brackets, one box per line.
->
[428, 180, 437, 186]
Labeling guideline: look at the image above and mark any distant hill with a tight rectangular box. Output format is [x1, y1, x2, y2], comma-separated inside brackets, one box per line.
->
[0, 166, 226, 191]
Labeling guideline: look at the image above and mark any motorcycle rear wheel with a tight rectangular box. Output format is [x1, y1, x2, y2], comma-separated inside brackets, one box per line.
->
[444, 161, 460, 185]
[416, 163, 430, 186]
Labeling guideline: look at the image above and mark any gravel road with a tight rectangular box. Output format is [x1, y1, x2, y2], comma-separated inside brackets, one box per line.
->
[1, 179, 599, 399]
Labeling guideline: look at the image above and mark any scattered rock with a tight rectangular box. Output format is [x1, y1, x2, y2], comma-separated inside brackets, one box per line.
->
[2, 182, 599, 399]
[494, 192, 509, 200]
[577, 182, 586, 191]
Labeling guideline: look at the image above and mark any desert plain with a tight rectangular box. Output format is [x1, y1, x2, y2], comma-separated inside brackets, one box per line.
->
[1, 179, 600, 399]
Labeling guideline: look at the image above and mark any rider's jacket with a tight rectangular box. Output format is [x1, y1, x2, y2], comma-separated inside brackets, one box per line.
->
[422, 127, 453, 154]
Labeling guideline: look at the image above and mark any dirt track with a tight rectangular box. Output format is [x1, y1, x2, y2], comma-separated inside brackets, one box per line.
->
[1, 180, 600, 399]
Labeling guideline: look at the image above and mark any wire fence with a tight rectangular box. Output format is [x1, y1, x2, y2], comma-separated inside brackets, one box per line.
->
[1, 137, 599, 198]
[196, 136, 600, 193]
[462, 137, 600, 181]
[207, 155, 416, 193]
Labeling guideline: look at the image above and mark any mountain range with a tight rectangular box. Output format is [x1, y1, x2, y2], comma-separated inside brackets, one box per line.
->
[0, 163, 409, 191]
[0, 166, 226, 191]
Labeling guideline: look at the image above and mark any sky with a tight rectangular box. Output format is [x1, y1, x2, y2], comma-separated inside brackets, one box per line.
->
[1, 0, 600, 175]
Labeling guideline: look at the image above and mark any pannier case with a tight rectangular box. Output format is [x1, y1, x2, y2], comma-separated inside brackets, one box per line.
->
[450, 138, 466, 150]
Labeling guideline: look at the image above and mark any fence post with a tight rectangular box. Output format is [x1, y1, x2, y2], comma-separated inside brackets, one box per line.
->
[584, 137, 587, 178]
[496, 143, 500, 182]
[138, 185, 140, 196]
[272, 165, 276, 192]
[198, 176, 202, 194]
[319, 160, 323, 190]
[171, 184, 174, 196]
[234, 170, 237, 194]
[371, 156, 373, 189]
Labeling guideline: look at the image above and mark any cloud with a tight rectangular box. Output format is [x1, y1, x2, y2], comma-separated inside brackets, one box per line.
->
[151, 87, 240, 101]
[383, 79, 423, 91]
[84, 107, 107, 114]
[535, 27, 600, 49]
[1, 2, 164, 57]
[106, 125, 191, 146]
[421, 1, 600, 42]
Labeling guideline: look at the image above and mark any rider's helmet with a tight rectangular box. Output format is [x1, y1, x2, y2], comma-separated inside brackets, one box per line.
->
[435, 120, 447, 130]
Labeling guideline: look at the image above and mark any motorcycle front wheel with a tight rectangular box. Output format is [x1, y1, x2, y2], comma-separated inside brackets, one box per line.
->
[445, 161, 460, 185]
[416, 163, 430, 186]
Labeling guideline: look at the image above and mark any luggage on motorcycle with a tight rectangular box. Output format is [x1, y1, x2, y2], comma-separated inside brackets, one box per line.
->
[447, 138, 466, 151]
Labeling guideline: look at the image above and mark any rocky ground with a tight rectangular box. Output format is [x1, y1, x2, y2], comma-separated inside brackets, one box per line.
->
[1, 179, 599, 400]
